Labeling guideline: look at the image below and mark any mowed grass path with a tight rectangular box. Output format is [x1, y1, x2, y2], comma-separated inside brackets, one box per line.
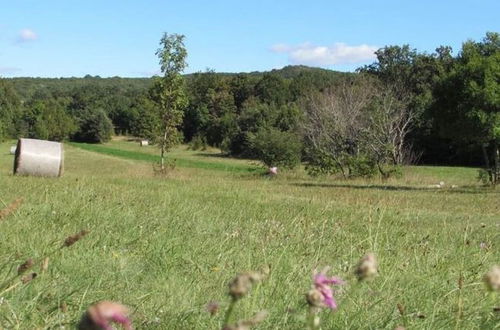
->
[0, 141, 498, 329]
[70, 140, 260, 174]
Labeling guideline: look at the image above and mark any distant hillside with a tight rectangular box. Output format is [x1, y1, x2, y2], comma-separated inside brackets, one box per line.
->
[6, 76, 152, 101]
[186, 65, 351, 80]
[5, 65, 352, 100]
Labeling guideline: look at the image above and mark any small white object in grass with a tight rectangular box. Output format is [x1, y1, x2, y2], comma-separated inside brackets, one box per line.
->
[439, 181, 445, 186]
[269, 167, 278, 175]
[10, 146, 16, 155]
[451, 185, 458, 189]
[140, 140, 149, 146]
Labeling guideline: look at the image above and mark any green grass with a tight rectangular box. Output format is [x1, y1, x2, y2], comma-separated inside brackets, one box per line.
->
[0, 140, 498, 329]
[69, 141, 260, 174]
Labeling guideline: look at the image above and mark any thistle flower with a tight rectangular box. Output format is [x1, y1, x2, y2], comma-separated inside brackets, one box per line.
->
[17, 258, 34, 275]
[78, 301, 132, 330]
[484, 265, 500, 292]
[397, 303, 405, 316]
[206, 301, 220, 316]
[228, 271, 263, 300]
[63, 230, 89, 248]
[308, 268, 344, 310]
[223, 310, 268, 330]
[21, 272, 37, 284]
[306, 289, 324, 308]
[355, 253, 378, 281]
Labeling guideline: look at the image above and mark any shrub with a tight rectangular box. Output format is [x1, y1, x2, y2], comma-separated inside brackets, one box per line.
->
[73, 107, 114, 143]
[188, 135, 208, 150]
[248, 127, 301, 169]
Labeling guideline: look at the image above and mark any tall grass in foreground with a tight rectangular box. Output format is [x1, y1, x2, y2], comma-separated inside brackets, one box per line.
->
[0, 141, 498, 329]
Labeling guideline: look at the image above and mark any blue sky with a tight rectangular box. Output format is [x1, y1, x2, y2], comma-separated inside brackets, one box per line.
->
[1, 0, 498, 77]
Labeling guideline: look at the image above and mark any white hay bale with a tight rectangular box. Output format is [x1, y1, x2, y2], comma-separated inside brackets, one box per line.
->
[10, 145, 17, 155]
[140, 140, 149, 146]
[13, 138, 64, 177]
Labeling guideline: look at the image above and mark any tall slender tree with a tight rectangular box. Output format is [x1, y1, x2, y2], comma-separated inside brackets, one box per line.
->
[153, 32, 188, 169]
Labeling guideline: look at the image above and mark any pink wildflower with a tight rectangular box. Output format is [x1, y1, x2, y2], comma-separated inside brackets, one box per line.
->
[79, 301, 133, 330]
[312, 270, 344, 310]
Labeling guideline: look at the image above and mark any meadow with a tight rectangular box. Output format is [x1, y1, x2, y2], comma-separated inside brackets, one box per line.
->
[0, 139, 498, 329]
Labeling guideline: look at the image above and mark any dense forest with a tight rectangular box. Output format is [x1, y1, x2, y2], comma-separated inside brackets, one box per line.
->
[0, 32, 498, 180]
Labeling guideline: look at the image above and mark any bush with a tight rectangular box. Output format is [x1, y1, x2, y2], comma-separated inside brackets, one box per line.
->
[305, 148, 403, 179]
[73, 107, 114, 143]
[248, 127, 301, 169]
[188, 135, 208, 150]
[0, 120, 6, 142]
[306, 150, 378, 178]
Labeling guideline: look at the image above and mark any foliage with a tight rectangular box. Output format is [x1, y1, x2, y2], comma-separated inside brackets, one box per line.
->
[153, 32, 189, 169]
[188, 135, 208, 151]
[130, 96, 161, 143]
[0, 80, 22, 141]
[248, 127, 302, 169]
[73, 107, 114, 143]
[432, 32, 500, 184]
[19, 97, 77, 141]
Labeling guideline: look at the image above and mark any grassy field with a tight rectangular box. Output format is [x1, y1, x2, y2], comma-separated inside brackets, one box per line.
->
[0, 140, 498, 329]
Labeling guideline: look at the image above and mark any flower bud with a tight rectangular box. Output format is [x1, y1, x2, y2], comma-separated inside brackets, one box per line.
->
[228, 272, 262, 300]
[306, 289, 324, 308]
[484, 265, 500, 292]
[355, 253, 378, 281]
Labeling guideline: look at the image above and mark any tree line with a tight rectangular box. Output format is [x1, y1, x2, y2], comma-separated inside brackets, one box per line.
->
[0, 32, 498, 182]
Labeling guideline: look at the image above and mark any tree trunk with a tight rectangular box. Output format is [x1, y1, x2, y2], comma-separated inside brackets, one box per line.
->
[160, 127, 168, 170]
[493, 141, 499, 185]
[481, 143, 493, 184]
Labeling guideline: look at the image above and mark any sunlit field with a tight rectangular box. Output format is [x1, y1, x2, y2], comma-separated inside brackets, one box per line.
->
[0, 140, 498, 329]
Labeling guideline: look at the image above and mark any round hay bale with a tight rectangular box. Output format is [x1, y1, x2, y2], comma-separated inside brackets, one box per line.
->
[13, 138, 64, 177]
[140, 140, 149, 147]
[10, 145, 17, 155]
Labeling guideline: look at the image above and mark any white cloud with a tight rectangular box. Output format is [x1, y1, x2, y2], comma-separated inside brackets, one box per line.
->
[271, 42, 378, 66]
[17, 28, 38, 42]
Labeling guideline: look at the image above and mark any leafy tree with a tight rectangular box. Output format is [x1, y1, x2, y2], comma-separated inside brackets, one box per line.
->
[254, 74, 290, 106]
[433, 32, 500, 184]
[184, 70, 237, 147]
[20, 97, 76, 141]
[130, 96, 161, 142]
[73, 107, 113, 143]
[152, 32, 188, 169]
[249, 127, 302, 169]
[230, 74, 255, 110]
[0, 80, 22, 140]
